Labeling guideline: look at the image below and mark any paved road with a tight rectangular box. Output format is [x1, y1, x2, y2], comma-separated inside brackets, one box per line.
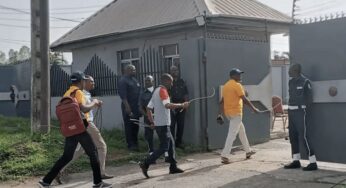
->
[5, 138, 346, 188]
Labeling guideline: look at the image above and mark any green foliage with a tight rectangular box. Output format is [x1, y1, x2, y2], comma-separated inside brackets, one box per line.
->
[0, 116, 65, 181]
[0, 116, 202, 181]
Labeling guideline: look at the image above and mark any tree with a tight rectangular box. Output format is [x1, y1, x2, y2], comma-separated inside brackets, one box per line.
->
[281, 52, 290, 60]
[49, 51, 68, 65]
[18, 46, 30, 61]
[8, 49, 18, 64]
[0, 51, 6, 64]
[273, 50, 280, 60]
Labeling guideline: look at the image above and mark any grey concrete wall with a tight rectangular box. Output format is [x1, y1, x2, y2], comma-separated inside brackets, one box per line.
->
[179, 39, 205, 146]
[272, 65, 289, 104]
[204, 39, 271, 149]
[290, 18, 346, 163]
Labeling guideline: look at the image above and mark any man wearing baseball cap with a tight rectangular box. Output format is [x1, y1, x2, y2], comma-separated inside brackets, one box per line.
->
[38, 71, 112, 188]
[217, 68, 259, 164]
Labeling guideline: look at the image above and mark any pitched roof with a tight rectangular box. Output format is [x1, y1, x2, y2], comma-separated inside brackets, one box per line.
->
[51, 0, 291, 49]
[205, 0, 291, 22]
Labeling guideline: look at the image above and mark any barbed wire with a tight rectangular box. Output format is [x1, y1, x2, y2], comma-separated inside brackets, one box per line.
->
[293, 0, 346, 24]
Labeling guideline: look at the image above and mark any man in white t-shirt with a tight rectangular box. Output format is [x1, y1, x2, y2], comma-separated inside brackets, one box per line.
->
[139, 73, 189, 178]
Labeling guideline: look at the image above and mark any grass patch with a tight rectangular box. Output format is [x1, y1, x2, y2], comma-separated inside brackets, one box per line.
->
[0, 116, 203, 182]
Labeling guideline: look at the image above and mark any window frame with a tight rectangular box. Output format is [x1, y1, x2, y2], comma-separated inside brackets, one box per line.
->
[117, 48, 140, 75]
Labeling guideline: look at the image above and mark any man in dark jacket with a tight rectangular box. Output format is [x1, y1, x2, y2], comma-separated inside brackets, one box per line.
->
[169, 66, 188, 149]
[284, 63, 318, 171]
[118, 65, 141, 151]
[138, 75, 155, 154]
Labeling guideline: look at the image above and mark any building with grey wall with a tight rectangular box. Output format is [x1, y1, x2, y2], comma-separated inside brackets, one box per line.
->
[51, 0, 291, 148]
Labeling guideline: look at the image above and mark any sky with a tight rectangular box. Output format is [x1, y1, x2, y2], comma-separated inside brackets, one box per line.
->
[0, 0, 345, 63]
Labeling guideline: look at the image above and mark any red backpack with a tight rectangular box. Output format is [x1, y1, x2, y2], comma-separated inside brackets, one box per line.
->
[56, 89, 87, 137]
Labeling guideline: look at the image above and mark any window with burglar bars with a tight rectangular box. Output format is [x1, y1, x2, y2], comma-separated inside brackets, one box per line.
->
[50, 63, 70, 97]
[84, 55, 119, 96]
[159, 44, 180, 71]
[117, 48, 140, 75]
[137, 46, 166, 87]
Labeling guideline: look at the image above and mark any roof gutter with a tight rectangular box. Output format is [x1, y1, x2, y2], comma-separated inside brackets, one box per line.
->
[50, 18, 198, 51]
[51, 15, 292, 51]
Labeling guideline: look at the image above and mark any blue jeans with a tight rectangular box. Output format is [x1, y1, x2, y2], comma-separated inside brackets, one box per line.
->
[145, 126, 177, 167]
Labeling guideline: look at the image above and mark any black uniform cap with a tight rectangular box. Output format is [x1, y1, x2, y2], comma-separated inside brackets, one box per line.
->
[229, 68, 244, 76]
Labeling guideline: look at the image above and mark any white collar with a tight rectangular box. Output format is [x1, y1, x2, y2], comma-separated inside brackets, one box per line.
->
[147, 86, 154, 92]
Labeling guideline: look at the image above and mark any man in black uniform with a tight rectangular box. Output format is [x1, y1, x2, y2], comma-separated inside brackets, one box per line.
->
[138, 75, 155, 154]
[284, 63, 318, 171]
[118, 65, 141, 151]
[169, 66, 189, 149]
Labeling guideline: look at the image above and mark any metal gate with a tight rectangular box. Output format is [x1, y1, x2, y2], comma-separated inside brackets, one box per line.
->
[290, 17, 346, 163]
[0, 61, 31, 117]
[84, 55, 119, 96]
[51, 63, 70, 97]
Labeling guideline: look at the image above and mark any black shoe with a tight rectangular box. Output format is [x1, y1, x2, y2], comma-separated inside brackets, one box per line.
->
[169, 167, 184, 174]
[92, 181, 113, 188]
[284, 161, 301, 169]
[303, 163, 318, 171]
[139, 162, 150, 178]
[101, 174, 114, 179]
[38, 180, 50, 188]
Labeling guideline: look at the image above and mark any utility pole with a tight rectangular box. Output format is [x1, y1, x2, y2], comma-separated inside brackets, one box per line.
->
[31, 0, 50, 134]
[292, 0, 298, 23]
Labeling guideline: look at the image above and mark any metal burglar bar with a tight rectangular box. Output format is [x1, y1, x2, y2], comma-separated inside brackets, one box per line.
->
[50, 64, 70, 97]
[84, 55, 119, 96]
[138, 47, 167, 87]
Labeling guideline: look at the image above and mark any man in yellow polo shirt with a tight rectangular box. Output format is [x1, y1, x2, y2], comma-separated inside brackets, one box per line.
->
[39, 71, 112, 188]
[217, 68, 259, 164]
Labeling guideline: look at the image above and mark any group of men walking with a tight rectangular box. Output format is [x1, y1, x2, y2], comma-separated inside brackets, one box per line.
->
[38, 62, 318, 187]
[38, 64, 190, 187]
